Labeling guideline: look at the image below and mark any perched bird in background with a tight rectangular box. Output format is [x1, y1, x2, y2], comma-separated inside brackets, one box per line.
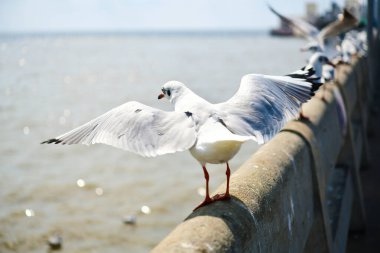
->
[304, 52, 336, 103]
[307, 52, 336, 83]
[42, 67, 322, 210]
[338, 37, 357, 64]
[356, 30, 368, 55]
[285, 54, 329, 118]
[268, 5, 358, 59]
[337, 30, 368, 64]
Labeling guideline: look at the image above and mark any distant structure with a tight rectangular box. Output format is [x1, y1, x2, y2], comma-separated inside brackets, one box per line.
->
[305, 2, 318, 23]
[269, 20, 294, 36]
[314, 2, 341, 29]
[270, 2, 342, 36]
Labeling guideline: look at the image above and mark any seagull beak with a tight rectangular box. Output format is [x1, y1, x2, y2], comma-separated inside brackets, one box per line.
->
[158, 93, 165, 99]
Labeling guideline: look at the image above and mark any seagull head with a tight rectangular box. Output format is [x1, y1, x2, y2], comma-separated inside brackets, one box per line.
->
[308, 52, 334, 70]
[307, 52, 335, 82]
[158, 81, 188, 103]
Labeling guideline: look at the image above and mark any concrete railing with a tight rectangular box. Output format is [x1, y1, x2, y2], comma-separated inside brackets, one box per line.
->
[151, 56, 369, 253]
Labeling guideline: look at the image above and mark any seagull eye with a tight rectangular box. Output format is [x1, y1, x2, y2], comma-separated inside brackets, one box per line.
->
[167, 90, 171, 96]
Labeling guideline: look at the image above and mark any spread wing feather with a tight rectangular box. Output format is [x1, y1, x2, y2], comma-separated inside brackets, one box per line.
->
[215, 70, 321, 144]
[42, 101, 197, 157]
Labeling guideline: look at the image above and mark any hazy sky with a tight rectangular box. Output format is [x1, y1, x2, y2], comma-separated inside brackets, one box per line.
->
[0, 0, 344, 33]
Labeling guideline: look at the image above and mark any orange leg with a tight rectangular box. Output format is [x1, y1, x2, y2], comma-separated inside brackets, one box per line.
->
[193, 165, 213, 211]
[212, 162, 231, 201]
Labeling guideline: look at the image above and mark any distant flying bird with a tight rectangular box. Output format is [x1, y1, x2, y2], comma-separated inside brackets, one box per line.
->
[268, 5, 358, 58]
[42, 68, 322, 210]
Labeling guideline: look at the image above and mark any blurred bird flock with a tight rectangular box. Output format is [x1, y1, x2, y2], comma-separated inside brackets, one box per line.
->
[0, 1, 368, 252]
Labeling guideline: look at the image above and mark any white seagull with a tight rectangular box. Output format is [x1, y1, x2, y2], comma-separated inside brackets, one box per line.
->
[42, 67, 322, 210]
[305, 52, 336, 102]
[307, 52, 336, 83]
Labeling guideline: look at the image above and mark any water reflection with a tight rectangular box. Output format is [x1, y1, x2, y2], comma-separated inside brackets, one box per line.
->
[140, 205, 151, 214]
[197, 187, 206, 197]
[95, 187, 103, 196]
[76, 179, 86, 188]
[24, 209, 35, 217]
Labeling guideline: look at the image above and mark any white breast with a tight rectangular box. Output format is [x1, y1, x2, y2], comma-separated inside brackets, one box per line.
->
[190, 140, 242, 164]
[189, 118, 251, 165]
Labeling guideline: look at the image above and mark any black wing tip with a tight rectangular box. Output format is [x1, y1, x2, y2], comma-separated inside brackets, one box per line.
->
[288, 66, 324, 95]
[307, 67, 324, 92]
[41, 138, 63, 144]
[306, 66, 315, 75]
[286, 66, 315, 79]
[311, 82, 323, 93]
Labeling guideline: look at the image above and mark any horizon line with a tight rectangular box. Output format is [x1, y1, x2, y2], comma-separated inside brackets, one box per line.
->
[0, 28, 271, 37]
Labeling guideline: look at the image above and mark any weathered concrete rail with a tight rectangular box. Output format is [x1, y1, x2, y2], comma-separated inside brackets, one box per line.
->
[152, 56, 369, 253]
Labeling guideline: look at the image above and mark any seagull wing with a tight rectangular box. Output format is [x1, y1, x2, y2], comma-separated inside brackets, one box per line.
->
[323, 37, 341, 59]
[318, 9, 358, 45]
[42, 101, 197, 157]
[215, 70, 321, 144]
[268, 5, 319, 40]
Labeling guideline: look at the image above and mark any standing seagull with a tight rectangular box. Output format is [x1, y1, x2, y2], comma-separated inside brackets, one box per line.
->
[42, 68, 322, 210]
[306, 52, 336, 83]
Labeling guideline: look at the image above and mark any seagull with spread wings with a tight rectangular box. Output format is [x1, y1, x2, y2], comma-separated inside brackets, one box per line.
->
[42, 67, 322, 210]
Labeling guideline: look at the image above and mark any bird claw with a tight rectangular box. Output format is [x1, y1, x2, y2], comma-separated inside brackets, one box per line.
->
[193, 197, 213, 211]
[212, 193, 231, 201]
[193, 193, 231, 211]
